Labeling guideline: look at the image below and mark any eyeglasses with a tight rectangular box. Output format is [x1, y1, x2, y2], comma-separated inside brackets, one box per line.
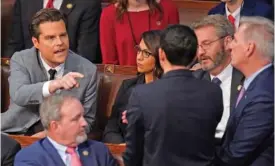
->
[198, 36, 227, 50]
[134, 45, 153, 58]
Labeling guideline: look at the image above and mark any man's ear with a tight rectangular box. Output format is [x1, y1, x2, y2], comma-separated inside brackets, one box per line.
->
[32, 37, 39, 49]
[49, 121, 58, 131]
[158, 47, 166, 62]
[245, 41, 255, 58]
[224, 35, 233, 51]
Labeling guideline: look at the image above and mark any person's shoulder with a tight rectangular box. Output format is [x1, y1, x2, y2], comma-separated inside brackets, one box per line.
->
[254, 0, 272, 8]
[11, 47, 37, 63]
[15, 140, 43, 160]
[208, 2, 225, 15]
[68, 50, 97, 71]
[122, 74, 144, 87]
[101, 3, 117, 18]
[82, 140, 109, 152]
[192, 69, 207, 79]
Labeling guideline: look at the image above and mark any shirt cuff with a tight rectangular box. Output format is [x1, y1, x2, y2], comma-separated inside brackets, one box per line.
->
[42, 81, 51, 97]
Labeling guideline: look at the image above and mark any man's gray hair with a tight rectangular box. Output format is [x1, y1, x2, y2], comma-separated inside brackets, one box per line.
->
[40, 94, 75, 130]
[239, 16, 274, 60]
[191, 14, 235, 38]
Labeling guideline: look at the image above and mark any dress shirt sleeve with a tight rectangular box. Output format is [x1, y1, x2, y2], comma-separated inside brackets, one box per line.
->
[42, 81, 51, 97]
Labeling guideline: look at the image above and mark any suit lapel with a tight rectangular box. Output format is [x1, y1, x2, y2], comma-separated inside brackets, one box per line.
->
[203, 72, 211, 81]
[60, 0, 75, 16]
[42, 138, 66, 166]
[33, 48, 48, 82]
[63, 51, 78, 76]
[78, 142, 95, 166]
[229, 68, 244, 112]
[219, 3, 226, 15]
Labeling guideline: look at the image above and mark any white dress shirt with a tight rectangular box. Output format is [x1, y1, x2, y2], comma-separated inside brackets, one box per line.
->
[40, 54, 64, 97]
[43, 0, 63, 9]
[210, 64, 233, 138]
[47, 137, 79, 166]
[225, 2, 242, 29]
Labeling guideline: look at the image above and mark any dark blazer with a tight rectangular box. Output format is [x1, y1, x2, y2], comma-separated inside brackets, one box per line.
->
[193, 67, 244, 112]
[3, 0, 101, 63]
[103, 74, 145, 144]
[123, 69, 224, 166]
[14, 137, 117, 166]
[1, 134, 21, 166]
[215, 66, 274, 166]
[208, 0, 274, 21]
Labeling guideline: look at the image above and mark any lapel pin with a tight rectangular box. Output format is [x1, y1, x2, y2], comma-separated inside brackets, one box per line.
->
[237, 85, 242, 91]
[82, 150, 89, 156]
[66, 3, 73, 9]
[156, 21, 161, 26]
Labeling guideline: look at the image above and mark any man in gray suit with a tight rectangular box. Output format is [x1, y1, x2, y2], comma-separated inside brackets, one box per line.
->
[1, 8, 97, 136]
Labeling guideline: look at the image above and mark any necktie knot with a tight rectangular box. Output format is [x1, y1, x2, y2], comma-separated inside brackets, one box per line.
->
[46, 0, 54, 8]
[48, 69, 57, 80]
[236, 87, 246, 107]
[212, 77, 222, 86]
[66, 147, 77, 155]
[228, 15, 235, 26]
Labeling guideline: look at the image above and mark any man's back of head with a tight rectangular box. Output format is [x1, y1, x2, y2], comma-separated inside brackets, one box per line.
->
[230, 16, 274, 77]
[158, 24, 198, 73]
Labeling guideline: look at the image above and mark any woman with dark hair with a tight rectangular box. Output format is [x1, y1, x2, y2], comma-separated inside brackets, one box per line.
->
[100, 0, 179, 66]
[103, 30, 162, 143]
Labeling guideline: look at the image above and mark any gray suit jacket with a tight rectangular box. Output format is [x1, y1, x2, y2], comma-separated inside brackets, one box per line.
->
[1, 47, 97, 134]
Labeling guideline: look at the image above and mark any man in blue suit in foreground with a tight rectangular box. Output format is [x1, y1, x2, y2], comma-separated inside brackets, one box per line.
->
[14, 95, 117, 166]
[215, 16, 274, 166]
[208, 0, 273, 29]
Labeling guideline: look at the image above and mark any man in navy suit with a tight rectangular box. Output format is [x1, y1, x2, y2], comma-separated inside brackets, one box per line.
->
[123, 25, 223, 166]
[215, 16, 274, 166]
[208, 0, 273, 29]
[14, 95, 117, 166]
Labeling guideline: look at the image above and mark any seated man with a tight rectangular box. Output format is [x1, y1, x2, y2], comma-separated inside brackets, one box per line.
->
[123, 25, 223, 166]
[14, 95, 117, 166]
[1, 133, 21, 166]
[191, 14, 244, 146]
[215, 16, 274, 166]
[3, 0, 101, 63]
[208, 0, 273, 29]
[1, 8, 97, 136]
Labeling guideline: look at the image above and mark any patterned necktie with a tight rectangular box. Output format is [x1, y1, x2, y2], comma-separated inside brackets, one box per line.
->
[235, 87, 245, 107]
[228, 15, 235, 28]
[66, 147, 82, 166]
[46, 0, 54, 8]
[212, 77, 222, 86]
[48, 69, 57, 80]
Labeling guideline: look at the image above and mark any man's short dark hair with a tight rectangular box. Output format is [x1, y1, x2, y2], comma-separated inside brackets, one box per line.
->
[29, 8, 67, 39]
[159, 24, 198, 66]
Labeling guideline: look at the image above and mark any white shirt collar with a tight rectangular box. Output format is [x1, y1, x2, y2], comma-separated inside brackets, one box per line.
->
[39, 52, 64, 76]
[225, 3, 242, 18]
[47, 136, 67, 154]
[210, 64, 233, 83]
